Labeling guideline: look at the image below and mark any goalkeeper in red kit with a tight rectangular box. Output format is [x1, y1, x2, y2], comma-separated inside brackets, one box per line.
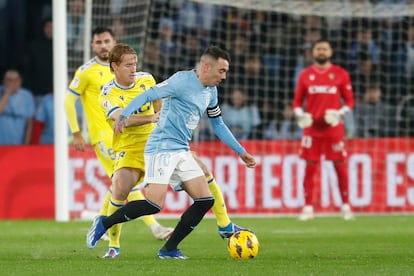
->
[292, 39, 354, 221]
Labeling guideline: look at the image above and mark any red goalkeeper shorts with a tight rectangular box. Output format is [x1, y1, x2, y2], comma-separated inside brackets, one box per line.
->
[299, 135, 347, 162]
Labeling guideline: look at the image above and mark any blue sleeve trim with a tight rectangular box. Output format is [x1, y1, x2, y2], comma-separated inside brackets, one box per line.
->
[107, 106, 120, 118]
[68, 88, 80, 96]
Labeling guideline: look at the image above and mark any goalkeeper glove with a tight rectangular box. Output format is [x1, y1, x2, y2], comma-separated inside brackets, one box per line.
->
[324, 106, 350, 126]
[294, 108, 313, 128]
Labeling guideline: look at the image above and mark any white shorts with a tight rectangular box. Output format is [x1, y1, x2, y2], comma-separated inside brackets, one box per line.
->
[144, 151, 204, 191]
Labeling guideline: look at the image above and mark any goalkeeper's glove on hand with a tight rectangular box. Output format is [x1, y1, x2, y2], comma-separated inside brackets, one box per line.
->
[294, 108, 313, 128]
[324, 106, 350, 127]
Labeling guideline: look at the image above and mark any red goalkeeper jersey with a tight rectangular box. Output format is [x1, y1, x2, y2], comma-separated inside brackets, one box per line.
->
[292, 63, 354, 138]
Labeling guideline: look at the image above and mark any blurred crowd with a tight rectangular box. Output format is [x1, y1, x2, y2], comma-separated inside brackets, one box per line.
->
[1, 0, 414, 145]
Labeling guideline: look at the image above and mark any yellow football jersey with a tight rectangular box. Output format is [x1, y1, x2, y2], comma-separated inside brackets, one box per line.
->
[68, 58, 114, 145]
[99, 71, 157, 151]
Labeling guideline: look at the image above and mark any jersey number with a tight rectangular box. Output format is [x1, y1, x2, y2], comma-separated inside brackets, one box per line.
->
[301, 136, 312, 148]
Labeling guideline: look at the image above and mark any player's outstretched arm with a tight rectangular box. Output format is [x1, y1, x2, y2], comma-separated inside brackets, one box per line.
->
[209, 116, 256, 168]
[114, 92, 151, 135]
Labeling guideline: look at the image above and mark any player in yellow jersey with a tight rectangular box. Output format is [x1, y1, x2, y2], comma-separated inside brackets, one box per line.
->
[64, 27, 173, 244]
[98, 43, 163, 258]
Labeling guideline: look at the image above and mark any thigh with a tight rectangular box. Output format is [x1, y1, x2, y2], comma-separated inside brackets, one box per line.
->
[181, 176, 212, 199]
[144, 184, 169, 208]
[112, 167, 141, 199]
[191, 153, 210, 176]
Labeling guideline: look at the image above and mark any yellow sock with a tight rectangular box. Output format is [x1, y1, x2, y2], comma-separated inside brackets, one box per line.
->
[98, 189, 112, 216]
[107, 198, 125, 248]
[208, 175, 231, 227]
[127, 186, 156, 227]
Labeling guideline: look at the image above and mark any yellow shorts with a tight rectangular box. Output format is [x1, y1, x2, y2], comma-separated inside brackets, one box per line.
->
[113, 143, 146, 173]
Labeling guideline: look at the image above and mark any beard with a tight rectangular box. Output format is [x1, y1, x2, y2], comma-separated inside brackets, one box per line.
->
[98, 55, 109, 62]
[97, 51, 110, 62]
[314, 56, 330, 65]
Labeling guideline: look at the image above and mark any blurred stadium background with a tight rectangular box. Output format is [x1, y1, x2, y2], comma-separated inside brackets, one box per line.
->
[1, 0, 414, 220]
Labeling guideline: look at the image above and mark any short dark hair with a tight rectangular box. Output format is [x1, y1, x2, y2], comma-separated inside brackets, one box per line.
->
[202, 45, 231, 63]
[312, 38, 331, 49]
[91, 27, 115, 39]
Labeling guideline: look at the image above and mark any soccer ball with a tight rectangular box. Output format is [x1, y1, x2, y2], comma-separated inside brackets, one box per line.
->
[227, 230, 259, 259]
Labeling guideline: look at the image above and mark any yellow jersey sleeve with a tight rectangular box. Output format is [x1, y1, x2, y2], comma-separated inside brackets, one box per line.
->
[64, 92, 80, 133]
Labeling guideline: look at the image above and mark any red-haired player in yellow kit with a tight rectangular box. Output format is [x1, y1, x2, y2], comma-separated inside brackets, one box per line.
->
[64, 27, 174, 252]
[97, 43, 163, 258]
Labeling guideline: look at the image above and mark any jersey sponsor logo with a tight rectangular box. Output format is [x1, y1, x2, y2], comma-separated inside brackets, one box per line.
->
[308, 85, 337, 94]
[71, 77, 80, 88]
[186, 113, 200, 130]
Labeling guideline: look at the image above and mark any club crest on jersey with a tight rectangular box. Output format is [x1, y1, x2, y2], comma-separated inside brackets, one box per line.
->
[329, 73, 335, 80]
[119, 95, 124, 101]
[140, 84, 146, 91]
[99, 71, 103, 77]
[102, 85, 111, 96]
[309, 74, 315, 81]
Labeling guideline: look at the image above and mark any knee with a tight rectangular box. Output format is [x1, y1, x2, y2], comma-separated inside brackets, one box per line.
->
[194, 196, 215, 211]
[111, 183, 129, 200]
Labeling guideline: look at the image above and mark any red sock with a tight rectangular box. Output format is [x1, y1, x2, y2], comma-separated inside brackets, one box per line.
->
[303, 163, 318, 205]
[335, 162, 349, 204]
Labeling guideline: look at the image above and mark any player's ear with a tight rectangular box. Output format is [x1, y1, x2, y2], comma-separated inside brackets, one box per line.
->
[203, 62, 211, 72]
[110, 61, 117, 72]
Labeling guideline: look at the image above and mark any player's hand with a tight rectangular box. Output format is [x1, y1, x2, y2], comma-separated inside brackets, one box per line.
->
[151, 112, 160, 123]
[240, 152, 256, 168]
[324, 109, 341, 126]
[114, 115, 128, 135]
[72, 132, 86, 151]
[297, 112, 313, 128]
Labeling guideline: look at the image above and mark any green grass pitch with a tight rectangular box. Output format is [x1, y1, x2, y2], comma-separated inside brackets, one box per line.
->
[1, 215, 413, 275]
